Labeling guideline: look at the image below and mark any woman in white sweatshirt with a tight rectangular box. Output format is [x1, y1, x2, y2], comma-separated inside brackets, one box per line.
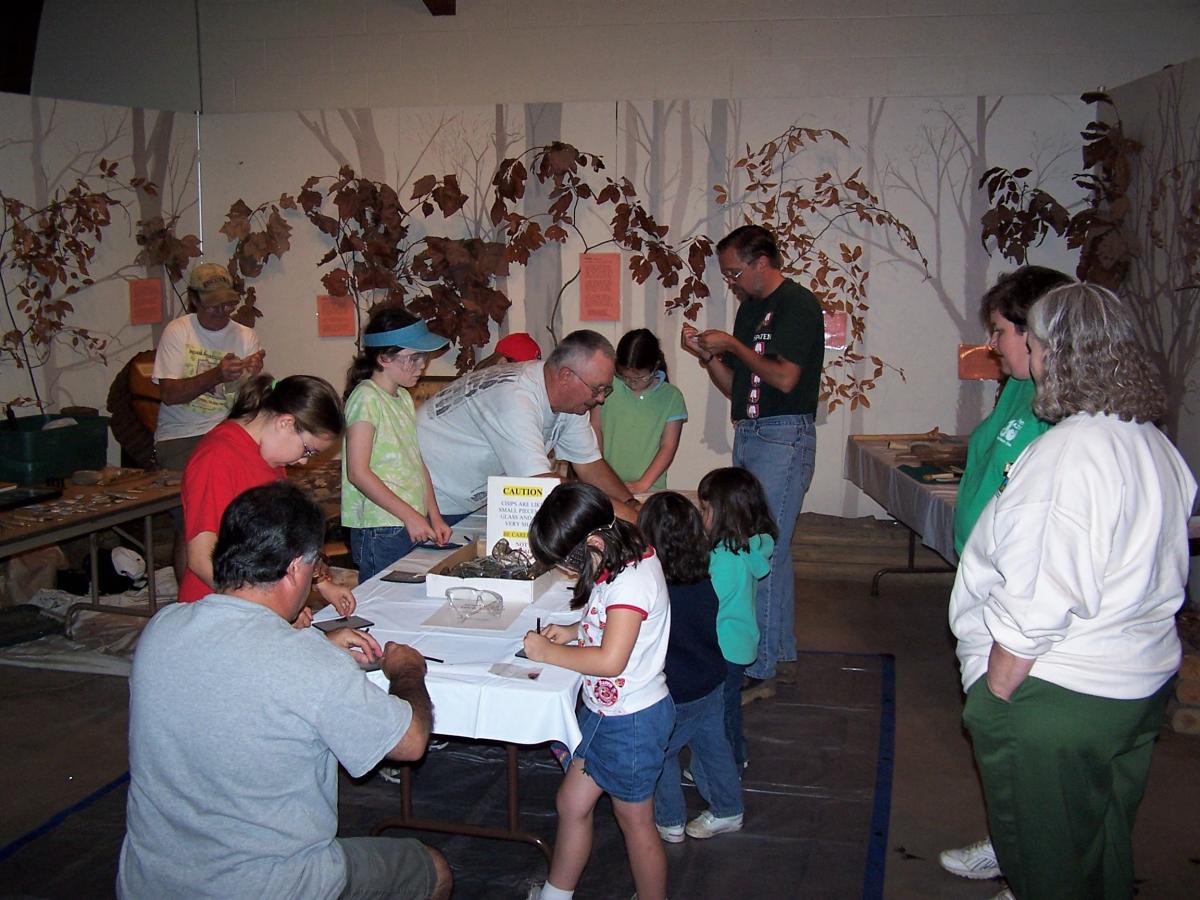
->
[949, 282, 1196, 900]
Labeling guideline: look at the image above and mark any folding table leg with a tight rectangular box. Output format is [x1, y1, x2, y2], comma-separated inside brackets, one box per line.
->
[371, 741, 553, 865]
[66, 514, 162, 621]
[870, 528, 955, 597]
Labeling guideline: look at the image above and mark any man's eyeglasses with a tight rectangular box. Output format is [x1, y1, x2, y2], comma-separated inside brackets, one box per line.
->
[565, 366, 613, 399]
[720, 267, 748, 284]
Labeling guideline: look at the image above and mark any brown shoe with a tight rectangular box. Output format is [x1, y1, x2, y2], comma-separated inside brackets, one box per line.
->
[775, 660, 799, 684]
[740, 677, 776, 705]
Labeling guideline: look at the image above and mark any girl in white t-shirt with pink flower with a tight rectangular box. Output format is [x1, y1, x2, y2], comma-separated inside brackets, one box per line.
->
[522, 482, 674, 900]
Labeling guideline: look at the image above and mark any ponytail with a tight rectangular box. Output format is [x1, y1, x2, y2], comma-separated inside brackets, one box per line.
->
[229, 374, 345, 438]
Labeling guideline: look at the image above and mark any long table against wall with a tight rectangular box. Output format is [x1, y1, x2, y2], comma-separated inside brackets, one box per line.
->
[843, 434, 959, 596]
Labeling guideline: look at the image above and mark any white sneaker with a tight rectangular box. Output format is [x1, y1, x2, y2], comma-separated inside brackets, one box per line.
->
[939, 836, 1001, 880]
[525, 884, 542, 900]
[656, 823, 685, 843]
[685, 809, 743, 839]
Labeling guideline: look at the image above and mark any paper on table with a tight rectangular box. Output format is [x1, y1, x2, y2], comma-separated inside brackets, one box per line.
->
[489, 662, 542, 680]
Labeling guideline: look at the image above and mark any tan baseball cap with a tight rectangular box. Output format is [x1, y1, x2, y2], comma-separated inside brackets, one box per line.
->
[187, 262, 240, 307]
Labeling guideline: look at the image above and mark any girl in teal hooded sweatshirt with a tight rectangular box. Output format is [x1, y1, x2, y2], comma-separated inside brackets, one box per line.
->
[698, 467, 777, 769]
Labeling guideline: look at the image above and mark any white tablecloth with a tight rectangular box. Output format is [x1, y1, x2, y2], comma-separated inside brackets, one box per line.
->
[843, 437, 960, 564]
[315, 536, 584, 751]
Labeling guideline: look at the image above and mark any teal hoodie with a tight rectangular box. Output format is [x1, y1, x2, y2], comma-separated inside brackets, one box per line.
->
[708, 533, 774, 665]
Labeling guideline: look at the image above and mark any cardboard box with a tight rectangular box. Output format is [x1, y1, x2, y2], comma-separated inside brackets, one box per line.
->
[424, 540, 561, 605]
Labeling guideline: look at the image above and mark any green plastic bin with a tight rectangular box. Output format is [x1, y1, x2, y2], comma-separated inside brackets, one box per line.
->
[0, 414, 110, 485]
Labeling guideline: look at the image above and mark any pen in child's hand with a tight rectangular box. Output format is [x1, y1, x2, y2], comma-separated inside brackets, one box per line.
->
[423, 656, 444, 664]
[536, 617, 541, 634]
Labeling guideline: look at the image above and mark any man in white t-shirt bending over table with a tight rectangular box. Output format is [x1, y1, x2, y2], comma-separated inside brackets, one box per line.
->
[417, 330, 640, 522]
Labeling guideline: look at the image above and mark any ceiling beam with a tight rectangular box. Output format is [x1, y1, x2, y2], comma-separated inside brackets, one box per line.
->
[423, 0, 456, 15]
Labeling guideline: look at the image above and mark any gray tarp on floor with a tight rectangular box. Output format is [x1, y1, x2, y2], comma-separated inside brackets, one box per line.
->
[0, 652, 892, 899]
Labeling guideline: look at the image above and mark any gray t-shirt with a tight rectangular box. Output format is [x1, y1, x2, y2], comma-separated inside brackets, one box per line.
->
[416, 360, 601, 514]
[117, 594, 411, 900]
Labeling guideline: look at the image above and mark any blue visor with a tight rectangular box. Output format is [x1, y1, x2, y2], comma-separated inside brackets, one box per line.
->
[362, 319, 450, 351]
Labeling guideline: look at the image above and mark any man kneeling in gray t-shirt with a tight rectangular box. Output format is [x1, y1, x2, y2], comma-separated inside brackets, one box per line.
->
[117, 481, 452, 900]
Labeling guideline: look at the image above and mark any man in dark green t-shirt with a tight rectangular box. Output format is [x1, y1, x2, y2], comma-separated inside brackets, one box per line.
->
[681, 225, 825, 694]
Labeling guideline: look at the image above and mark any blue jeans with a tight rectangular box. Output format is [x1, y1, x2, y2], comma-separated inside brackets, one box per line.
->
[722, 661, 748, 767]
[654, 685, 744, 827]
[350, 526, 417, 582]
[733, 414, 815, 679]
[574, 695, 675, 802]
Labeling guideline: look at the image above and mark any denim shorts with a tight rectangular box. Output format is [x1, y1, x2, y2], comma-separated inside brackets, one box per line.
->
[573, 695, 674, 802]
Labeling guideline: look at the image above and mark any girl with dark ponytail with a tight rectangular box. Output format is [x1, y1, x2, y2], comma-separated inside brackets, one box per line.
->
[179, 374, 352, 624]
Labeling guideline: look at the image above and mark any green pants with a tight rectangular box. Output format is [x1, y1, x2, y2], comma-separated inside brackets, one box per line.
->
[963, 674, 1173, 900]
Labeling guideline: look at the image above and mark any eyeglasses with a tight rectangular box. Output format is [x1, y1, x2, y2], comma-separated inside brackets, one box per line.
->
[618, 370, 655, 390]
[396, 352, 429, 368]
[565, 365, 613, 399]
[444, 587, 504, 621]
[297, 431, 321, 459]
[560, 538, 592, 574]
[720, 267, 748, 284]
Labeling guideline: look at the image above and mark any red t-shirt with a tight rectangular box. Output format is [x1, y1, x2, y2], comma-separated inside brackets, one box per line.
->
[178, 419, 285, 602]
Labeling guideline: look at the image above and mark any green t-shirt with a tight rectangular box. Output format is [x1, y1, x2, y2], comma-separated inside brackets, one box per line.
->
[340, 379, 427, 529]
[728, 279, 825, 421]
[953, 378, 1050, 554]
[598, 373, 687, 490]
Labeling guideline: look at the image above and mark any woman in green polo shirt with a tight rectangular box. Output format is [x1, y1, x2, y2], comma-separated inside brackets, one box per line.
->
[952, 266, 1073, 555]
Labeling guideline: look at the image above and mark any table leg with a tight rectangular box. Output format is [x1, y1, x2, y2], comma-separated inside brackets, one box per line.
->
[66, 513, 162, 622]
[371, 741, 553, 866]
[144, 512, 158, 614]
[870, 528, 955, 597]
[88, 532, 101, 607]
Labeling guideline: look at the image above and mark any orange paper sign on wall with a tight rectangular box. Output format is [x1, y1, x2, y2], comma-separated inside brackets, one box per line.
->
[317, 295, 357, 337]
[579, 253, 621, 321]
[129, 278, 163, 325]
[958, 343, 1004, 380]
[823, 311, 848, 350]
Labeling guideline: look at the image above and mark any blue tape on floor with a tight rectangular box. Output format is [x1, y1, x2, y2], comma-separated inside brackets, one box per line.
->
[0, 771, 130, 863]
[862, 653, 896, 899]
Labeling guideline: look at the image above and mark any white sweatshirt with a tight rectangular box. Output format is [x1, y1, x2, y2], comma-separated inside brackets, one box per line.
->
[949, 412, 1196, 699]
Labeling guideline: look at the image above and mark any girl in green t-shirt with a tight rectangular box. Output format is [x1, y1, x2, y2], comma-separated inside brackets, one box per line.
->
[591, 328, 687, 493]
[341, 307, 453, 581]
